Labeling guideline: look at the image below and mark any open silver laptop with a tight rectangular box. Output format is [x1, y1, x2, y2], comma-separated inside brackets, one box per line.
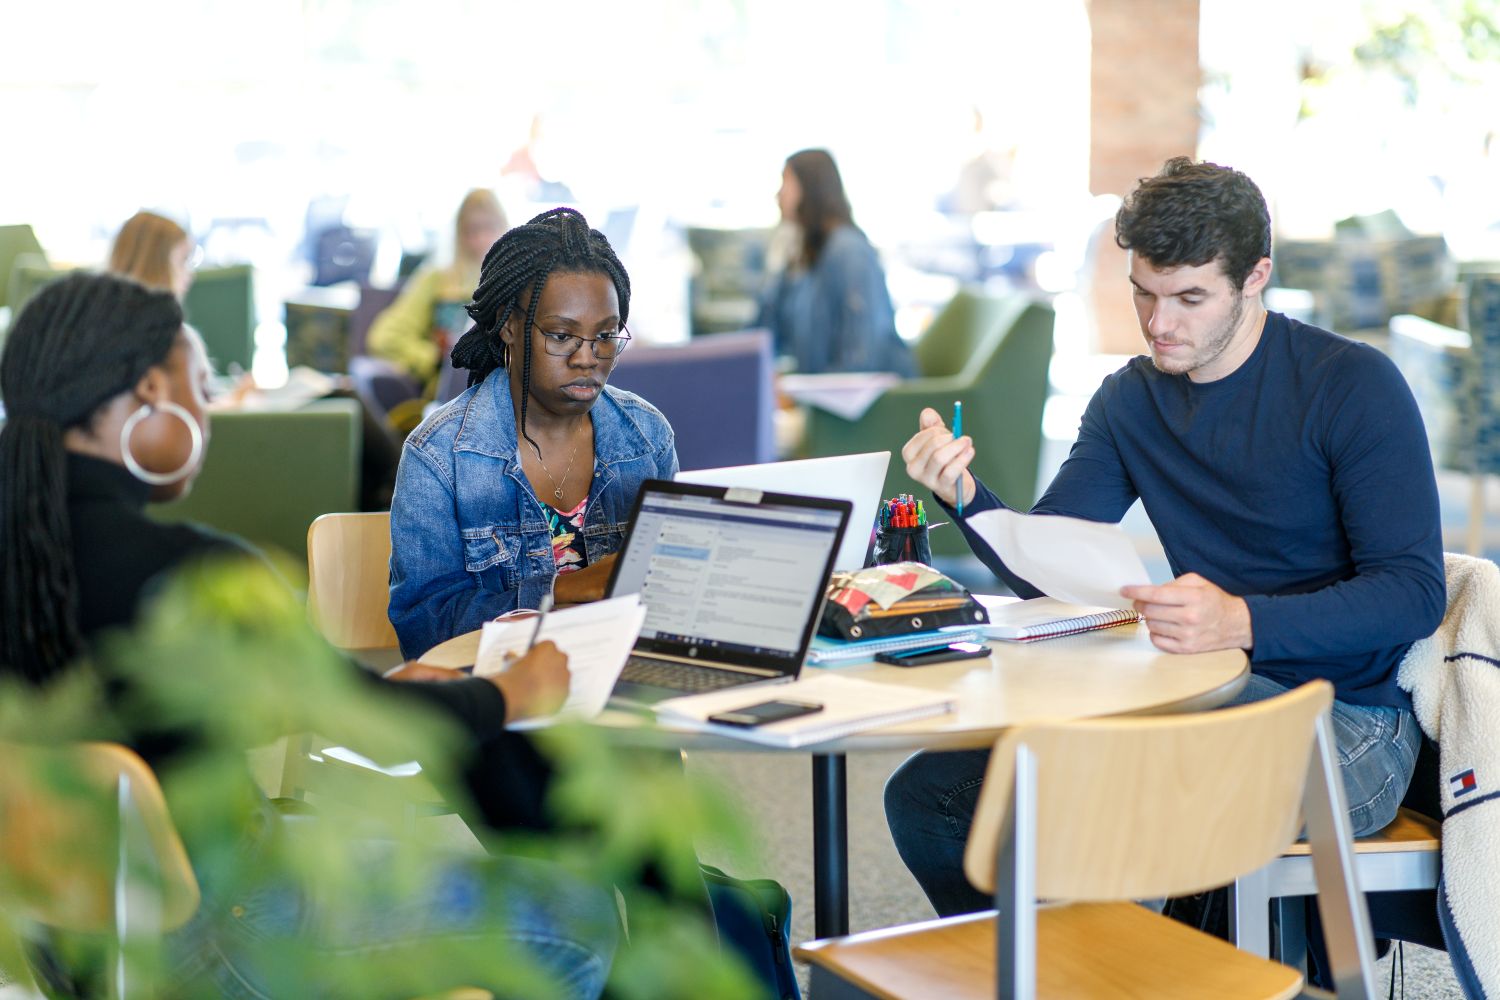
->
[606, 480, 851, 708]
[676, 451, 890, 572]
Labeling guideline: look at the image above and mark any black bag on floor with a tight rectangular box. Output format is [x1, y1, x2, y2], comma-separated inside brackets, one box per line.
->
[701, 864, 800, 999]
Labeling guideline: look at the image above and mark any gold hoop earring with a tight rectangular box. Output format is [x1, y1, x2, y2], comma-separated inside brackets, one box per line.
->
[120, 402, 204, 486]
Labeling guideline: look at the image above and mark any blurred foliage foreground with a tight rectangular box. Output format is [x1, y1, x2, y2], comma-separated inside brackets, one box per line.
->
[0, 558, 762, 999]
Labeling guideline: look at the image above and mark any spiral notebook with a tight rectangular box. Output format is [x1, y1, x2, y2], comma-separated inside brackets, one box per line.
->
[976, 595, 1140, 642]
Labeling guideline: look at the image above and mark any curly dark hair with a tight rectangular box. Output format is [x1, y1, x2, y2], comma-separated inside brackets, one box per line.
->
[1114, 157, 1271, 290]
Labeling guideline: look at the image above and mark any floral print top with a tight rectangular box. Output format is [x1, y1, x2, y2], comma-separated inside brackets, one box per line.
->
[547, 495, 589, 573]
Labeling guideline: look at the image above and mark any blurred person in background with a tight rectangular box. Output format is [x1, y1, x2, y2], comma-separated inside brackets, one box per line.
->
[757, 148, 915, 377]
[108, 209, 198, 300]
[108, 207, 403, 509]
[369, 189, 508, 392]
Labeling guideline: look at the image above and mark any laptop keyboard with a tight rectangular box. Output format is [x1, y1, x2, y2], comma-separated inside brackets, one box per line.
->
[618, 655, 759, 694]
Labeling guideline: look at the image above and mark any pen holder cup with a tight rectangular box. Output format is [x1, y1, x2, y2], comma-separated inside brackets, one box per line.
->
[870, 524, 932, 566]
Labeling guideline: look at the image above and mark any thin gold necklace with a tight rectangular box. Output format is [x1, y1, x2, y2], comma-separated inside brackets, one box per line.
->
[534, 430, 583, 503]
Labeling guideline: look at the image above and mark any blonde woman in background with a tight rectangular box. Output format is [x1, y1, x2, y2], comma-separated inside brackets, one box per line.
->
[108, 210, 197, 299]
[369, 189, 508, 390]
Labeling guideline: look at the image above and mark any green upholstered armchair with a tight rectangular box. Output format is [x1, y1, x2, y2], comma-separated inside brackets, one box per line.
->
[6, 253, 70, 317]
[798, 290, 1055, 555]
[0, 224, 45, 314]
[149, 398, 361, 566]
[183, 264, 256, 373]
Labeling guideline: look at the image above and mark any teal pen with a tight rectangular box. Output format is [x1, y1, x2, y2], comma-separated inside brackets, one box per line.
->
[953, 400, 964, 516]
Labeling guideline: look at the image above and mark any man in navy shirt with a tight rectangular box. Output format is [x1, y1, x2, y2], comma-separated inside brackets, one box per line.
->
[886, 157, 1445, 917]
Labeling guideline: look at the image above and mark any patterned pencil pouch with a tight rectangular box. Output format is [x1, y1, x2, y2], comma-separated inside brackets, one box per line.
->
[819, 561, 989, 640]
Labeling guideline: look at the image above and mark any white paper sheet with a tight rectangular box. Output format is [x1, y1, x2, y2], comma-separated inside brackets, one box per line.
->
[475, 595, 646, 727]
[779, 373, 901, 421]
[964, 508, 1151, 610]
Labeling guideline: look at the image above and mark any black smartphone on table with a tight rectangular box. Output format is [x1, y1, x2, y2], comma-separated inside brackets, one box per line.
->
[874, 641, 990, 667]
[707, 699, 825, 727]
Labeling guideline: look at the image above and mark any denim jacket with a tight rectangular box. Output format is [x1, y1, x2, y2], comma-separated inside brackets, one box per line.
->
[388, 371, 678, 658]
[756, 224, 916, 377]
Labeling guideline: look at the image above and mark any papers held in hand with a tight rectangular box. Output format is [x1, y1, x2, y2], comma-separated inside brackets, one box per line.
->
[963, 508, 1151, 610]
[475, 595, 646, 729]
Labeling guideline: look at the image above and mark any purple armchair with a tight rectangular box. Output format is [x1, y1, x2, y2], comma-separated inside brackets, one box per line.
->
[606, 330, 776, 471]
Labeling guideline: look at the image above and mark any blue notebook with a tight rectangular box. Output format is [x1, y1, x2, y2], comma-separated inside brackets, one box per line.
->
[806, 628, 985, 665]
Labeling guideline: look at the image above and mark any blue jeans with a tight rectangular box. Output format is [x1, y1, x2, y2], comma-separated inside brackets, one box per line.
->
[884, 674, 1422, 917]
[165, 826, 619, 1000]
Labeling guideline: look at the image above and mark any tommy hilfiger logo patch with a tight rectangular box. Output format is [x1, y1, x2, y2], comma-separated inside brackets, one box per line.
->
[1450, 768, 1479, 798]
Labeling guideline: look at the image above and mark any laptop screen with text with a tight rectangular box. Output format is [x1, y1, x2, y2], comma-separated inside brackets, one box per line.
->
[610, 488, 845, 664]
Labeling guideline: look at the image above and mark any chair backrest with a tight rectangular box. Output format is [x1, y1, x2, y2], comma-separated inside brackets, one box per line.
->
[962, 296, 1055, 511]
[148, 398, 361, 565]
[6, 253, 69, 318]
[313, 226, 378, 287]
[607, 329, 777, 469]
[0, 741, 199, 934]
[182, 264, 256, 373]
[349, 283, 402, 357]
[307, 512, 400, 651]
[912, 288, 1022, 379]
[0, 224, 46, 313]
[965, 680, 1331, 903]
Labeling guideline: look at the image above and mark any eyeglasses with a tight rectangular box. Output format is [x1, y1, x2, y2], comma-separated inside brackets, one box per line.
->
[536, 328, 632, 359]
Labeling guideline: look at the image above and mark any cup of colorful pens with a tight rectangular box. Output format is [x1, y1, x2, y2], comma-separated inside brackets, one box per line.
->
[869, 493, 934, 566]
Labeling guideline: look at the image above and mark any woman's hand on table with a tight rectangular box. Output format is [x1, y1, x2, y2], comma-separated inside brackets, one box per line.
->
[552, 553, 618, 605]
[383, 661, 468, 682]
[386, 643, 570, 723]
[491, 641, 571, 722]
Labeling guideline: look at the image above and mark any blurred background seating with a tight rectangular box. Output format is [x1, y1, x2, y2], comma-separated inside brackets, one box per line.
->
[148, 397, 362, 566]
[796, 289, 1054, 556]
[607, 328, 776, 471]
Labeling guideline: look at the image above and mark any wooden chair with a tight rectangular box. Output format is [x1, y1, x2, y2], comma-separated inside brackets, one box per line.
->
[0, 741, 200, 1000]
[0, 740, 491, 1000]
[307, 511, 400, 654]
[294, 512, 446, 824]
[1231, 807, 1439, 969]
[796, 681, 1380, 999]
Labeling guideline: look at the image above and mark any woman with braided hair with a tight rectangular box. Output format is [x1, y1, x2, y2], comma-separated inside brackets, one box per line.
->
[387, 207, 677, 658]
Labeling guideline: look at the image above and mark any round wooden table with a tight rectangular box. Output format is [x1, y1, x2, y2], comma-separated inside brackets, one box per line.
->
[424, 621, 1249, 936]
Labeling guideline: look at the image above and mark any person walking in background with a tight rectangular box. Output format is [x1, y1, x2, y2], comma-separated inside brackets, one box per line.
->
[757, 149, 916, 377]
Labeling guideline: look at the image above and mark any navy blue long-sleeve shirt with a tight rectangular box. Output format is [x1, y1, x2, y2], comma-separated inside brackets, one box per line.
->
[952, 311, 1445, 709]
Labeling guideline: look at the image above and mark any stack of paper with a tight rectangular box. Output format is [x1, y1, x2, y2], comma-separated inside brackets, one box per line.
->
[475, 595, 646, 729]
[653, 674, 954, 748]
[778, 372, 901, 420]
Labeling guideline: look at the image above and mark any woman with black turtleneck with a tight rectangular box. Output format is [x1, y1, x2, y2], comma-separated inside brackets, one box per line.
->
[0, 272, 616, 998]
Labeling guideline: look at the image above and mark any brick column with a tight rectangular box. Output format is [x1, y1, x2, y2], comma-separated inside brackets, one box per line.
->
[1084, 0, 1202, 353]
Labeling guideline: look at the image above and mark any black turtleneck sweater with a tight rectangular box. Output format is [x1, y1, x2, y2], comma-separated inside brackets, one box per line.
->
[64, 453, 550, 831]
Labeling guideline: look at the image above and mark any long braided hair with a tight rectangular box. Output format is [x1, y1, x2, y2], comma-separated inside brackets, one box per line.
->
[450, 207, 630, 459]
[0, 272, 184, 683]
